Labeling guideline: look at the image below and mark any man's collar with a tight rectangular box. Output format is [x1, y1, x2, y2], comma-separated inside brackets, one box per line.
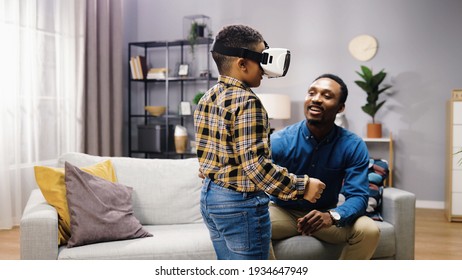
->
[303, 120, 339, 144]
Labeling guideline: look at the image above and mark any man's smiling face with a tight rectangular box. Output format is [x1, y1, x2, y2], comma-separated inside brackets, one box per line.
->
[304, 77, 345, 126]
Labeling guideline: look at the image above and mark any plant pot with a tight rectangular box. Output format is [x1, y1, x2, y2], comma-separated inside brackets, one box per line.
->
[195, 25, 205, 38]
[367, 123, 382, 138]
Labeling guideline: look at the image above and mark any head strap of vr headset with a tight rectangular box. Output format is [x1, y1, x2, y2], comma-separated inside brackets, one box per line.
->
[211, 40, 271, 65]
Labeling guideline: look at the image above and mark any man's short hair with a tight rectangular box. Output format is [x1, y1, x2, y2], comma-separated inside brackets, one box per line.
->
[313, 73, 348, 104]
[212, 25, 264, 73]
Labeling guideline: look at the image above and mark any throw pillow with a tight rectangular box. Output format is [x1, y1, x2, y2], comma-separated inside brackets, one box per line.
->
[34, 160, 117, 245]
[366, 159, 389, 221]
[64, 161, 152, 248]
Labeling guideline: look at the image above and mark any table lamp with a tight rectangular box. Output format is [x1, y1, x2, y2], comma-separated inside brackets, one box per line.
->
[256, 93, 291, 133]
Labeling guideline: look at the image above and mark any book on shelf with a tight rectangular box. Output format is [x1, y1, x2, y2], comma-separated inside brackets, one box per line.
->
[146, 68, 167, 79]
[135, 56, 147, 79]
[129, 55, 147, 80]
[129, 57, 138, 79]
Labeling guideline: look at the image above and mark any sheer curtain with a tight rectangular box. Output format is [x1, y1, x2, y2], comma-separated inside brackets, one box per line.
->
[0, 0, 85, 229]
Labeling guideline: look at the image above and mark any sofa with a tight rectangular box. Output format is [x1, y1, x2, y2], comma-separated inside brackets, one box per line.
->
[20, 152, 416, 260]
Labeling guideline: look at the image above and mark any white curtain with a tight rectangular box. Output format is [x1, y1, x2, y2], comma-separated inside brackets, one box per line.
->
[0, 0, 86, 229]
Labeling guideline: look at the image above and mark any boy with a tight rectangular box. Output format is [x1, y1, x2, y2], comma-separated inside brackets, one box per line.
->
[193, 24, 325, 260]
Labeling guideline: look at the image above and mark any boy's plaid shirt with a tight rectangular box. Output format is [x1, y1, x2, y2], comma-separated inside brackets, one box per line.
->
[194, 75, 308, 200]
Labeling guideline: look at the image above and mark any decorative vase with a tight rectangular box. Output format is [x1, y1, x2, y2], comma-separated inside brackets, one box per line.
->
[335, 112, 348, 129]
[174, 125, 188, 154]
[367, 123, 382, 138]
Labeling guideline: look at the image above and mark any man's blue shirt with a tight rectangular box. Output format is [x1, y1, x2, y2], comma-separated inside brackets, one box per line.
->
[269, 120, 370, 226]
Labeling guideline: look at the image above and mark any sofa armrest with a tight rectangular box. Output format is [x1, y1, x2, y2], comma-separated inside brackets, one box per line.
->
[20, 189, 59, 260]
[381, 187, 416, 260]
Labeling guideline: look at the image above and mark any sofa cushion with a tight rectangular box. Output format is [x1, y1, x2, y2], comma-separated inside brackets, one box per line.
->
[65, 162, 152, 248]
[366, 159, 389, 221]
[34, 159, 117, 245]
[339, 158, 389, 221]
[57, 223, 215, 260]
[58, 153, 203, 225]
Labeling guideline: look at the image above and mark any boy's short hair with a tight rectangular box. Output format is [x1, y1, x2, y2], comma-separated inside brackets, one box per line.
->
[212, 25, 264, 74]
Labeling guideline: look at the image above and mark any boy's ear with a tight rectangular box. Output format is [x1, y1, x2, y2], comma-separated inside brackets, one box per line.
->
[236, 58, 247, 70]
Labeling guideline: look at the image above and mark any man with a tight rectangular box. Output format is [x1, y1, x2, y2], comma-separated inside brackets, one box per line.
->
[269, 74, 380, 259]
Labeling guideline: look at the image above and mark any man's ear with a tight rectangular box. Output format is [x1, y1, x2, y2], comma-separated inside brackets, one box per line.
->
[337, 103, 345, 113]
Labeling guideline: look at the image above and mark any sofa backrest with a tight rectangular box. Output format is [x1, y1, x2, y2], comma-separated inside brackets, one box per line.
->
[58, 152, 203, 225]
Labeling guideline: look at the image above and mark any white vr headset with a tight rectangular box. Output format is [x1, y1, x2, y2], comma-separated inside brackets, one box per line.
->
[211, 40, 290, 78]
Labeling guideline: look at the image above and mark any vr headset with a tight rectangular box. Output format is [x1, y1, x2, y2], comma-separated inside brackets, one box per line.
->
[211, 40, 290, 78]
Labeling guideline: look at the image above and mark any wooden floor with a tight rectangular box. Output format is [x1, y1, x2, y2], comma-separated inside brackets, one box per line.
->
[0, 226, 20, 260]
[1, 208, 461, 260]
[414, 208, 462, 259]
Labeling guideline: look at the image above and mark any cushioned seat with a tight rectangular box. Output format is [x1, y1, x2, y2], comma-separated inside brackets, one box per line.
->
[58, 224, 215, 260]
[20, 152, 416, 260]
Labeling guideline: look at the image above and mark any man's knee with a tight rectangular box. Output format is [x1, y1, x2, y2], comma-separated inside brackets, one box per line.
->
[271, 219, 298, 240]
[269, 203, 299, 240]
[353, 216, 380, 243]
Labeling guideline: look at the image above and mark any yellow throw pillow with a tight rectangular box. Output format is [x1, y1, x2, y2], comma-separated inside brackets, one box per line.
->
[34, 160, 117, 245]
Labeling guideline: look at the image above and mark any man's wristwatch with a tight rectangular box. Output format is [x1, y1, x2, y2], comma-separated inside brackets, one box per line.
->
[328, 210, 341, 225]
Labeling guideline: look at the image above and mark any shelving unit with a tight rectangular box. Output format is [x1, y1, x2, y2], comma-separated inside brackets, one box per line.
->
[128, 37, 214, 158]
[445, 90, 462, 222]
[363, 133, 394, 186]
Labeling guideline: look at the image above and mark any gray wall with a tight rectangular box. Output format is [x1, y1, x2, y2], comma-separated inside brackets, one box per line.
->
[123, 0, 462, 207]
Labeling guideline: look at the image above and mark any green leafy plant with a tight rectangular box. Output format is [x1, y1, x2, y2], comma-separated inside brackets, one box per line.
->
[192, 91, 205, 105]
[456, 149, 462, 166]
[354, 65, 392, 123]
[188, 22, 206, 55]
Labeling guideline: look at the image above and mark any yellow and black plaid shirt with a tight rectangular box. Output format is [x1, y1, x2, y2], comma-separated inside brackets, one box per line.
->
[194, 75, 308, 200]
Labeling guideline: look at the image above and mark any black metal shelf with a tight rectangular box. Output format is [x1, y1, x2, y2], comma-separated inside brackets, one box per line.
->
[129, 37, 213, 48]
[130, 150, 197, 156]
[130, 76, 216, 83]
[128, 38, 212, 159]
[129, 114, 193, 119]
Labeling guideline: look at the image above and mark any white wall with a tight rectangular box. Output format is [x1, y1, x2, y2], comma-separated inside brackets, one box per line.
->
[123, 0, 462, 206]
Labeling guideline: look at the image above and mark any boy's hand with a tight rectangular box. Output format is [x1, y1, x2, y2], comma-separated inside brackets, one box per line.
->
[303, 178, 325, 203]
[198, 169, 205, 179]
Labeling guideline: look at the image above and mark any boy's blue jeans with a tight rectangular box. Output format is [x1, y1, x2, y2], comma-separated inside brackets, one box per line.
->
[200, 179, 271, 260]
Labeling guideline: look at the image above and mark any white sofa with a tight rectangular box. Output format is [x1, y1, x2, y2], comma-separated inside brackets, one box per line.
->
[20, 152, 416, 260]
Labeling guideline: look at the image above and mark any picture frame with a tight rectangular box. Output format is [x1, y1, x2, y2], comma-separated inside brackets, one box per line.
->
[178, 64, 189, 77]
[453, 89, 462, 101]
[179, 101, 191, 115]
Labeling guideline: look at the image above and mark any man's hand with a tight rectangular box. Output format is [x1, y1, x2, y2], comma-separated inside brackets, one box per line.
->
[297, 210, 333, 235]
[303, 178, 326, 203]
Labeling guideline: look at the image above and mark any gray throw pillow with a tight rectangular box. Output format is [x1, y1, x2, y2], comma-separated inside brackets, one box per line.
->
[65, 161, 152, 248]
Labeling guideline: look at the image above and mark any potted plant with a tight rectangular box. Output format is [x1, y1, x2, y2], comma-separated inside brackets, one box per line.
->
[456, 149, 462, 166]
[192, 91, 205, 105]
[354, 65, 392, 138]
[188, 21, 207, 56]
